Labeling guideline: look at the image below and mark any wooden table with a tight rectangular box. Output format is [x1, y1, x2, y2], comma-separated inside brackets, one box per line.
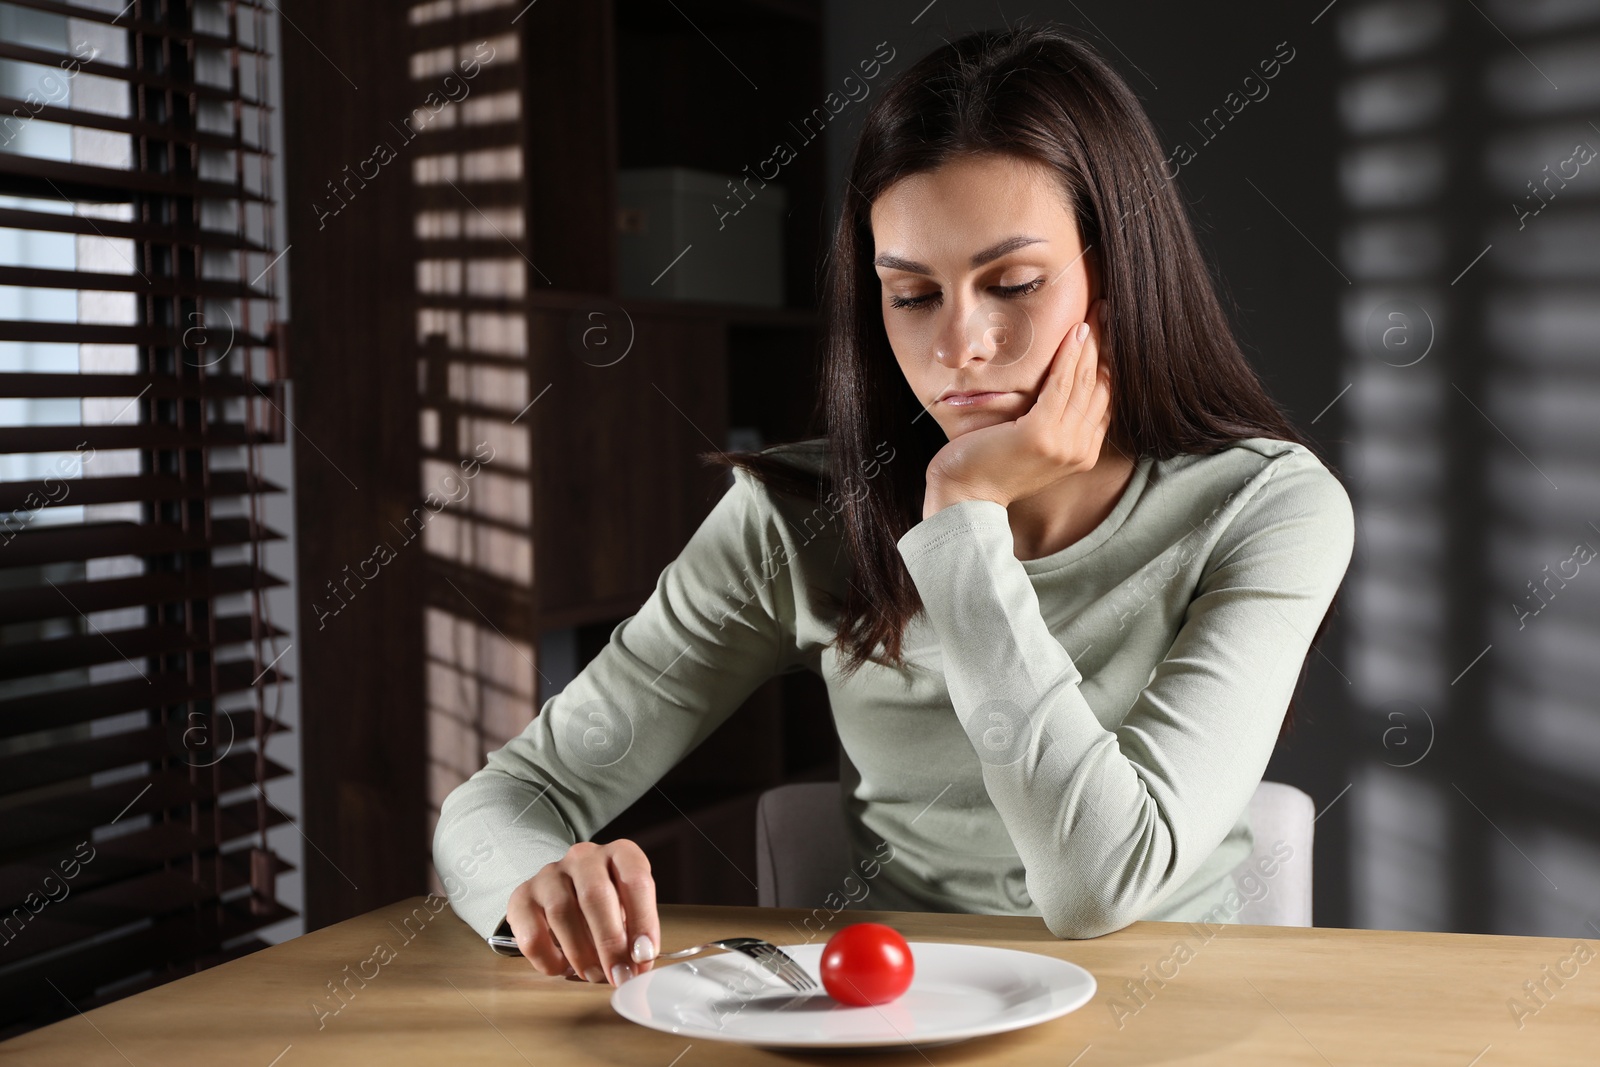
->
[4, 896, 1594, 1064]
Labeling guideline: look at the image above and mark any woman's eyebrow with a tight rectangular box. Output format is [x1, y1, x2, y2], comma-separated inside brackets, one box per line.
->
[873, 235, 1048, 275]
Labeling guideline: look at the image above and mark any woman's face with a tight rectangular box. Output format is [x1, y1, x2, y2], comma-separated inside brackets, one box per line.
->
[870, 153, 1100, 441]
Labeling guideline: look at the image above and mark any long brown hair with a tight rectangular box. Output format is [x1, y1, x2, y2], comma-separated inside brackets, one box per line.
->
[702, 23, 1343, 740]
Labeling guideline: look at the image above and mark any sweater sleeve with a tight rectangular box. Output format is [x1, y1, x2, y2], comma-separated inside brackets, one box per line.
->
[895, 449, 1354, 938]
[432, 467, 796, 942]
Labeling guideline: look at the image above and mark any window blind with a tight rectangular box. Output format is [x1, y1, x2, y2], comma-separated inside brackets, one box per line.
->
[0, 0, 293, 1035]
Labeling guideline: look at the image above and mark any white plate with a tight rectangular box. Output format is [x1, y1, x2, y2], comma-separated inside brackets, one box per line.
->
[610, 941, 1096, 1049]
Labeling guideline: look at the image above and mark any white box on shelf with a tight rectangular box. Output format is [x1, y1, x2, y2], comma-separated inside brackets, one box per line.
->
[616, 166, 787, 308]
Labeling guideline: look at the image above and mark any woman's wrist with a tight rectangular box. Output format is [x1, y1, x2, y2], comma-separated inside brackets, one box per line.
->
[922, 477, 1010, 520]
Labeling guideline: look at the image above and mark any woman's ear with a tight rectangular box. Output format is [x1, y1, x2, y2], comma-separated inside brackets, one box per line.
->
[1085, 246, 1102, 303]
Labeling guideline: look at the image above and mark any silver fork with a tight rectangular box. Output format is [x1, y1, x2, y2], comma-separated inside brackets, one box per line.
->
[487, 933, 816, 991]
[656, 937, 817, 992]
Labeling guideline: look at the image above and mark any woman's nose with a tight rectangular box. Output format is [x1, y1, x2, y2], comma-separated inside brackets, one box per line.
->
[938, 296, 1036, 370]
[933, 297, 991, 369]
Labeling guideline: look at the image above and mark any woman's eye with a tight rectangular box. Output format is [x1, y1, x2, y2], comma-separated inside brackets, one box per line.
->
[886, 277, 1045, 312]
[998, 277, 1046, 298]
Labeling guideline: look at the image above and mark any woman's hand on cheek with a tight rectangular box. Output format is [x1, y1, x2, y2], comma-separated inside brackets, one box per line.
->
[922, 299, 1111, 520]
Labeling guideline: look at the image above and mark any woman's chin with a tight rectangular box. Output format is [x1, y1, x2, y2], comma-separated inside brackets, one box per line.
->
[940, 410, 1010, 438]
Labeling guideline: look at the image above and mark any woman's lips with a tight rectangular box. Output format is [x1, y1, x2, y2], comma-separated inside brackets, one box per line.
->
[940, 391, 1008, 407]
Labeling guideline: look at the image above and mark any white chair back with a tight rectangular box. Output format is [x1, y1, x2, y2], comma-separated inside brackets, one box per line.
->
[755, 779, 1316, 927]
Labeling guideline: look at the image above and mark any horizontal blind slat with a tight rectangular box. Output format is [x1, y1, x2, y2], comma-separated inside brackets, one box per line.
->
[0, 265, 267, 300]
[0, 373, 267, 399]
[0, 206, 271, 252]
[0, 616, 287, 681]
[0, 793, 291, 877]
[0, 0, 266, 52]
[0, 96, 255, 151]
[0, 856, 294, 963]
[0, 322, 273, 348]
[0, 753, 294, 859]
[0, 895, 297, 1014]
[0, 663, 287, 738]
[0, 423, 277, 453]
[0, 709, 291, 814]
[0, 518, 281, 568]
[0, 40, 266, 104]
[0, 151, 265, 203]
[0, 565, 282, 628]
[0, 471, 280, 511]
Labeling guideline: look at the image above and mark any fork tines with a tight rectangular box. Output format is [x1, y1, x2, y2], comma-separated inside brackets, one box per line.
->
[748, 943, 817, 992]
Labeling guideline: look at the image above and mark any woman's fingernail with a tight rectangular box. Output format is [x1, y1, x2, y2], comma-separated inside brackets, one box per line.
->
[562, 964, 576, 977]
[584, 965, 606, 984]
[631, 934, 656, 963]
[1075, 321, 1090, 342]
[611, 962, 634, 986]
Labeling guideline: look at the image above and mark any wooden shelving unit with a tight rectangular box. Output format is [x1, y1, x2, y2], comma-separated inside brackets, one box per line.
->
[285, 0, 837, 921]
[427, 0, 836, 907]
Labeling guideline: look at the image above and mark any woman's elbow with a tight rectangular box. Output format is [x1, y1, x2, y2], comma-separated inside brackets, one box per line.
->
[1040, 893, 1138, 940]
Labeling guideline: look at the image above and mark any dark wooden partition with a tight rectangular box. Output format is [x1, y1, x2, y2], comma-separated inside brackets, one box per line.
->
[279, 1, 427, 928]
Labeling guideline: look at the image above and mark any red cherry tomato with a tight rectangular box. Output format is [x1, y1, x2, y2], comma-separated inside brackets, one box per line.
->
[819, 922, 915, 1006]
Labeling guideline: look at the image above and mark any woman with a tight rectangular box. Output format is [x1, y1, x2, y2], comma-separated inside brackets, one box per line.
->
[433, 23, 1353, 988]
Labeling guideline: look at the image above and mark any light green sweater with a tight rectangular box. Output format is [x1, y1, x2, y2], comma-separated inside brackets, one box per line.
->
[432, 435, 1353, 942]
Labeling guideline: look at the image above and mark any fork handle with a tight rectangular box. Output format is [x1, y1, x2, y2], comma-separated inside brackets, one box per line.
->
[654, 946, 709, 960]
[491, 934, 705, 962]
